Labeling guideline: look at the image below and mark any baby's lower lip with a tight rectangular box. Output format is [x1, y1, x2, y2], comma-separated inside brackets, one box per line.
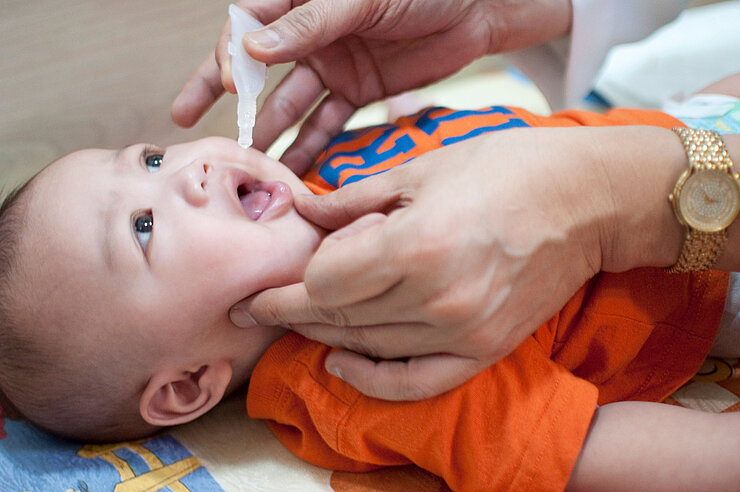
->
[239, 181, 292, 220]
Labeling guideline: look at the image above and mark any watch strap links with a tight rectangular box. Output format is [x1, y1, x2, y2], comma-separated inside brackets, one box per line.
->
[667, 127, 735, 274]
[673, 126, 734, 172]
[666, 228, 728, 274]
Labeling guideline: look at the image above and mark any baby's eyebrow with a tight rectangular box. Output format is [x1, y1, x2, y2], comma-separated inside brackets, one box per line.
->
[101, 148, 134, 273]
[103, 147, 150, 274]
[114, 144, 138, 163]
[101, 152, 119, 272]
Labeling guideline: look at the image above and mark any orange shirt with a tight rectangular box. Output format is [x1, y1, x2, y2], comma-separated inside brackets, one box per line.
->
[247, 106, 729, 491]
[302, 106, 684, 194]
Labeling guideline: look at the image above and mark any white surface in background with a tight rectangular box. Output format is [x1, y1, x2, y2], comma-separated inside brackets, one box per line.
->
[172, 395, 332, 492]
[671, 382, 740, 413]
[595, 1, 740, 108]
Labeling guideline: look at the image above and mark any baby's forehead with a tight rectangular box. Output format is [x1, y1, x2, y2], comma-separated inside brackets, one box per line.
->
[13, 167, 143, 347]
[19, 148, 116, 290]
[46, 147, 113, 173]
[26, 150, 98, 221]
[30, 148, 114, 198]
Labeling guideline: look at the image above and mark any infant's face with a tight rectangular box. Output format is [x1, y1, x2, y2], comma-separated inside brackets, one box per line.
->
[21, 137, 323, 382]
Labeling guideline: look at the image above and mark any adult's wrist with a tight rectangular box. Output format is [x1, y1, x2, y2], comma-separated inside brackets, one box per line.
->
[597, 129, 740, 273]
[591, 126, 689, 273]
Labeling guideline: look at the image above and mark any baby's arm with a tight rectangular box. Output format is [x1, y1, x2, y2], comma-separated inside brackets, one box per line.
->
[567, 401, 740, 491]
[697, 72, 740, 98]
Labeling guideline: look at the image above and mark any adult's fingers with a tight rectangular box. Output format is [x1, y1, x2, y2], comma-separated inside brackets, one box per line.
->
[302, 212, 413, 306]
[289, 322, 443, 360]
[323, 351, 486, 401]
[232, 214, 407, 320]
[234, 0, 302, 26]
[280, 92, 357, 175]
[231, 282, 309, 327]
[170, 0, 284, 129]
[242, 0, 375, 64]
[251, 63, 325, 154]
[294, 163, 417, 230]
[171, 52, 226, 128]
[231, 277, 417, 331]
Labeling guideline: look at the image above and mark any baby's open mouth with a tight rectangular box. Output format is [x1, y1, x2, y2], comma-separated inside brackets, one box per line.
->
[235, 177, 293, 221]
[238, 183, 272, 220]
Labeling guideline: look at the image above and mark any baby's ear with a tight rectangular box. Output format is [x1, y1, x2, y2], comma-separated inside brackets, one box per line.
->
[139, 360, 232, 427]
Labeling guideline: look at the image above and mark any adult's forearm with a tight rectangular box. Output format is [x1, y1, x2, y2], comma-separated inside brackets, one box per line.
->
[592, 125, 688, 272]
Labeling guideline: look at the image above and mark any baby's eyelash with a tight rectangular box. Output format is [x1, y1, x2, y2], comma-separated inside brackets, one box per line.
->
[132, 210, 154, 256]
[140, 144, 162, 160]
[140, 145, 165, 173]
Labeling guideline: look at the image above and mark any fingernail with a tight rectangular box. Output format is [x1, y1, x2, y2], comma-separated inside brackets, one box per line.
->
[230, 307, 256, 327]
[244, 29, 280, 49]
[328, 365, 343, 381]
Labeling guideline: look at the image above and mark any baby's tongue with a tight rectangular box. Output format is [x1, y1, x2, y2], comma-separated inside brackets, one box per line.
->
[241, 189, 271, 220]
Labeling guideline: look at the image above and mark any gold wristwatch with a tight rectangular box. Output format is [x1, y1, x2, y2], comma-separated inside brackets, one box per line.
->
[667, 127, 740, 273]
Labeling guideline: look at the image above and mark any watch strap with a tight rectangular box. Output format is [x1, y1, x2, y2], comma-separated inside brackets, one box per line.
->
[666, 228, 727, 274]
[673, 126, 734, 172]
[667, 127, 735, 273]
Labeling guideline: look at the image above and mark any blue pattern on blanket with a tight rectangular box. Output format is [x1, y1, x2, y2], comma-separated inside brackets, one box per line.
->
[0, 420, 223, 491]
[678, 101, 740, 134]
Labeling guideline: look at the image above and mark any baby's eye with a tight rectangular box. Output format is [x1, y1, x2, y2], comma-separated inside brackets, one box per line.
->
[145, 153, 163, 173]
[133, 212, 154, 253]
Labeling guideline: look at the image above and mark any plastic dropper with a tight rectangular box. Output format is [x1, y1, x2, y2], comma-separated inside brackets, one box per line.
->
[228, 4, 266, 148]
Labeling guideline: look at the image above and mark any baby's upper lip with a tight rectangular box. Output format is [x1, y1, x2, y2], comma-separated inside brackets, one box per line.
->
[226, 168, 259, 219]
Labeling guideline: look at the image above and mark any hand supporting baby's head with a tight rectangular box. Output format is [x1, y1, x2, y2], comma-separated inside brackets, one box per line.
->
[0, 137, 322, 441]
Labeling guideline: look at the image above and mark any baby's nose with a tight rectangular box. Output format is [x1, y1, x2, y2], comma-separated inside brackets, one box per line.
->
[179, 162, 210, 207]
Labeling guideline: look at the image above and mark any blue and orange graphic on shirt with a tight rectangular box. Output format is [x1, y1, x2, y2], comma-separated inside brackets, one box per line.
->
[301, 104, 692, 195]
[303, 106, 529, 194]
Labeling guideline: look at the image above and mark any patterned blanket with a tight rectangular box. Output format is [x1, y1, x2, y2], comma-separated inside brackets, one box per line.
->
[1, 357, 737, 492]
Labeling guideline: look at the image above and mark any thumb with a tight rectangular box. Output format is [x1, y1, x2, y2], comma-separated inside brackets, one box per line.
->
[322, 212, 387, 241]
[295, 166, 415, 230]
[324, 351, 487, 401]
[242, 0, 373, 63]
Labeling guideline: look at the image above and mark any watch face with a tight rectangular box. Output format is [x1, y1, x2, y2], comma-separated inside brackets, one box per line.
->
[679, 170, 740, 232]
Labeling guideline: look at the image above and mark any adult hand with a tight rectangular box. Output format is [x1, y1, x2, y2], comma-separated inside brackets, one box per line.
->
[172, 0, 572, 174]
[230, 126, 687, 400]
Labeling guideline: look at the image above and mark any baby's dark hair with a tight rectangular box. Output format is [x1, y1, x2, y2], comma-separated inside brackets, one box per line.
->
[0, 183, 32, 424]
[0, 176, 157, 442]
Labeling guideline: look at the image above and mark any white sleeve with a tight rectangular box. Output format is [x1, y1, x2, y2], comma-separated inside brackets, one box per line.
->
[505, 0, 690, 110]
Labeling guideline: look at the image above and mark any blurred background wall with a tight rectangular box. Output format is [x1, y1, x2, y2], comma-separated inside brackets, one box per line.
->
[1, 0, 732, 194]
[0, 0, 538, 194]
[0, 0, 236, 191]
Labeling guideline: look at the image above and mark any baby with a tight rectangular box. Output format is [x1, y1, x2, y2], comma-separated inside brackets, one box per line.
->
[0, 138, 314, 441]
[1, 96, 739, 490]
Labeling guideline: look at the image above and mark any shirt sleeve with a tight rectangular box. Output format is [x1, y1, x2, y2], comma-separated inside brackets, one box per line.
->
[505, 0, 689, 110]
[247, 333, 599, 492]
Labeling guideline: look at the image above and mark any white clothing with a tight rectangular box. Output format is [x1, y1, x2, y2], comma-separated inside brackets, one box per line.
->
[594, 1, 740, 108]
[506, 0, 690, 110]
